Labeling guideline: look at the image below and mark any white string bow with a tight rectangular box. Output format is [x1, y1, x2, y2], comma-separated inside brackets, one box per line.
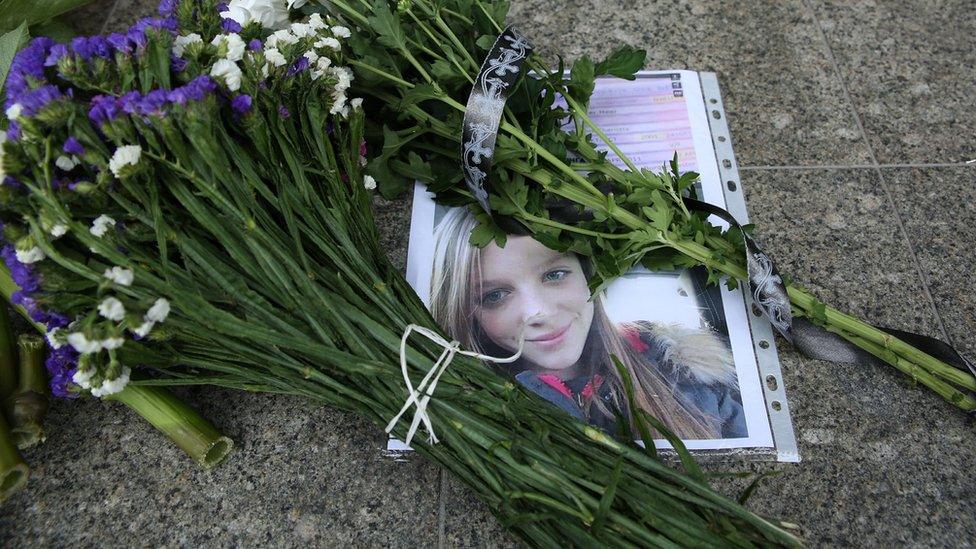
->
[385, 323, 526, 447]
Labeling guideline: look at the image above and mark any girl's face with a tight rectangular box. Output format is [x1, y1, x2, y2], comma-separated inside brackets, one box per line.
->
[474, 236, 594, 375]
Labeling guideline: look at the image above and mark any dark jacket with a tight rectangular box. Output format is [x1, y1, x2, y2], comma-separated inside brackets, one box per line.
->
[515, 322, 748, 439]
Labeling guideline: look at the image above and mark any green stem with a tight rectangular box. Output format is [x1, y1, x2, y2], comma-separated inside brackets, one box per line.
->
[562, 94, 641, 175]
[0, 412, 28, 503]
[4, 335, 49, 449]
[0, 302, 15, 399]
[106, 385, 233, 468]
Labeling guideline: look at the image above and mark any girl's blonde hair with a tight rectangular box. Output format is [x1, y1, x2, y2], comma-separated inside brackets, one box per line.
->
[429, 207, 736, 439]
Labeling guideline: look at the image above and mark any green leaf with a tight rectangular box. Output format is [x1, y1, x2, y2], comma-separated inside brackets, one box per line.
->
[475, 34, 495, 51]
[397, 83, 443, 109]
[594, 45, 646, 80]
[0, 21, 28, 97]
[469, 211, 506, 248]
[567, 55, 595, 107]
[368, 0, 407, 51]
[0, 0, 91, 33]
[389, 151, 433, 182]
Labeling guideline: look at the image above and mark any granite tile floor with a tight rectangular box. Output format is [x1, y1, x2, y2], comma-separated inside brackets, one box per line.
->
[3, 0, 975, 547]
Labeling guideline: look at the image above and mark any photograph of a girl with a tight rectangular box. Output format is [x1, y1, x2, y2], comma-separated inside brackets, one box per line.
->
[428, 207, 748, 440]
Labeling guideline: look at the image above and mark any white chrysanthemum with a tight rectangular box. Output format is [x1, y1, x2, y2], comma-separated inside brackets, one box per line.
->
[211, 59, 243, 92]
[221, 0, 290, 30]
[16, 247, 45, 264]
[101, 337, 125, 350]
[90, 214, 117, 237]
[290, 22, 313, 38]
[67, 332, 103, 354]
[264, 48, 287, 67]
[315, 37, 340, 50]
[72, 367, 97, 389]
[98, 297, 126, 321]
[266, 29, 298, 48]
[104, 266, 134, 286]
[5, 103, 22, 120]
[133, 320, 155, 337]
[330, 26, 351, 38]
[212, 33, 246, 62]
[307, 13, 326, 30]
[108, 144, 142, 177]
[173, 33, 203, 57]
[46, 327, 63, 350]
[302, 50, 319, 63]
[55, 155, 80, 171]
[90, 366, 130, 398]
[50, 223, 68, 238]
[363, 175, 377, 190]
[146, 298, 171, 323]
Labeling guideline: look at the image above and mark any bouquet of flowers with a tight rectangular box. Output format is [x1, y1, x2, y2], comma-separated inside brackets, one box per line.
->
[324, 0, 976, 411]
[0, 0, 803, 545]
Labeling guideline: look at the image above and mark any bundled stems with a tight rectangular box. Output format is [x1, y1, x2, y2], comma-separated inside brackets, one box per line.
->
[4, 335, 49, 448]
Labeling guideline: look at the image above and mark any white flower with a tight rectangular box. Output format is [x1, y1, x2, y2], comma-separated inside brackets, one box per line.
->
[210, 59, 243, 92]
[146, 298, 171, 323]
[5, 103, 22, 120]
[315, 37, 340, 50]
[133, 320, 155, 337]
[172, 33, 203, 57]
[51, 223, 68, 238]
[221, 0, 290, 30]
[302, 50, 319, 64]
[311, 56, 332, 79]
[332, 66, 353, 91]
[363, 175, 377, 190]
[211, 33, 246, 62]
[46, 327, 63, 349]
[67, 332, 103, 354]
[108, 144, 142, 177]
[55, 155, 80, 171]
[330, 26, 351, 38]
[16, 247, 45, 264]
[104, 266, 134, 286]
[98, 297, 126, 321]
[72, 367, 97, 389]
[307, 13, 326, 30]
[90, 366, 130, 398]
[266, 29, 298, 48]
[287, 0, 307, 8]
[90, 214, 117, 237]
[350, 97, 363, 110]
[264, 48, 287, 67]
[290, 22, 313, 38]
[100, 337, 125, 350]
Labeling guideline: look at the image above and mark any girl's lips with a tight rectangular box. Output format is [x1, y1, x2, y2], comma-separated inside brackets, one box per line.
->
[528, 323, 571, 348]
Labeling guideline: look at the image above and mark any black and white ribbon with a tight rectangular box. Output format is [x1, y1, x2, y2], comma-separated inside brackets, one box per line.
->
[461, 26, 532, 216]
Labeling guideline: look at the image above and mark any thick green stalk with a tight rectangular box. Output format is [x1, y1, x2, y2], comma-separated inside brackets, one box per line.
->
[0, 303, 16, 400]
[0, 412, 28, 503]
[105, 385, 233, 468]
[4, 335, 49, 449]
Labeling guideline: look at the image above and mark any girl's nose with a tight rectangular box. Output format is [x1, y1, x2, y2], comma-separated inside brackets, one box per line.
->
[521, 290, 552, 326]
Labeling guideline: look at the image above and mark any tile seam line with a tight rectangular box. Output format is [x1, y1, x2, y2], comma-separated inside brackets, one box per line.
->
[98, 0, 123, 35]
[740, 163, 976, 171]
[802, 0, 955, 345]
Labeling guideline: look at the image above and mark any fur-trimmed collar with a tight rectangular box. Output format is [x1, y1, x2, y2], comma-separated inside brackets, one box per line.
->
[621, 321, 738, 388]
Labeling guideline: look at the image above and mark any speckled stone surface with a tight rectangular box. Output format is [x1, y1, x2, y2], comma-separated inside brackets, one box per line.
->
[810, 0, 976, 164]
[3, 0, 976, 547]
[507, 0, 873, 167]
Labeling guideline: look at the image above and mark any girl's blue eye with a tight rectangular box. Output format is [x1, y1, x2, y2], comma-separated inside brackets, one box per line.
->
[481, 289, 509, 306]
[544, 269, 570, 282]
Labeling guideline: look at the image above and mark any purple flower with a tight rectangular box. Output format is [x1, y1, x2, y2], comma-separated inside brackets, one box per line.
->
[63, 137, 86, 156]
[1, 245, 40, 295]
[70, 37, 95, 60]
[139, 89, 169, 116]
[119, 91, 142, 115]
[221, 18, 243, 33]
[170, 55, 188, 73]
[216, 2, 228, 11]
[18, 84, 62, 116]
[185, 75, 217, 100]
[287, 56, 310, 76]
[248, 39, 262, 51]
[6, 122, 21, 141]
[278, 105, 291, 118]
[5, 37, 53, 99]
[44, 44, 69, 67]
[89, 94, 121, 126]
[106, 33, 133, 55]
[231, 94, 252, 115]
[46, 346, 80, 399]
[158, 0, 179, 16]
[88, 36, 112, 59]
